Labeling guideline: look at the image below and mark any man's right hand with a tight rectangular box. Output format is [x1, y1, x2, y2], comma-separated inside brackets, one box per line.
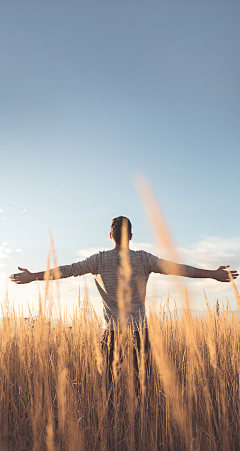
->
[10, 267, 34, 284]
[213, 265, 239, 283]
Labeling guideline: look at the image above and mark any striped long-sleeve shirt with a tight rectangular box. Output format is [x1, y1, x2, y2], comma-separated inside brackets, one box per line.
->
[59, 249, 195, 330]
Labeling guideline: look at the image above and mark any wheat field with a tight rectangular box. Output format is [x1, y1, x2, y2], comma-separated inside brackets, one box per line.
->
[0, 290, 240, 451]
[2, 185, 239, 450]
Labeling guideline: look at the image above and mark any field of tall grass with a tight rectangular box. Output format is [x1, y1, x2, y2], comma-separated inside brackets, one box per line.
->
[0, 292, 240, 451]
[2, 180, 239, 450]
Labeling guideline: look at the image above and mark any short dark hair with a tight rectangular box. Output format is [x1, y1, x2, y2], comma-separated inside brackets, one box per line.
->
[111, 216, 132, 245]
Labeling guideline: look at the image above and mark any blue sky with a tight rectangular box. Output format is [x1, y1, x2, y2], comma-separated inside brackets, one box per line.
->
[1, 1, 240, 316]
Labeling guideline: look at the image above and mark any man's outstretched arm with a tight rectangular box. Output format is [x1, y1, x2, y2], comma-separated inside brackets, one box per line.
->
[158, 259, 239, 283]
[10, 266, 63, 284]
[10, 256, 98, 284]
[191, 265, 239, 283]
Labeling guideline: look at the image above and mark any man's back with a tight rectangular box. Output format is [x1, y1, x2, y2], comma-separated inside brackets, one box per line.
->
[59, 249, 195, 330]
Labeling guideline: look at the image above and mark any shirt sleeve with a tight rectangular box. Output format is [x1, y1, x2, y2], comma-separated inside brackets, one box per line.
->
[145, 252, 195, 277]
[59, 253, 100, 278]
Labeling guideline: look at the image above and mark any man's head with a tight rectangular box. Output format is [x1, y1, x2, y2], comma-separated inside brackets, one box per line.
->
[110, 216, 132, 246]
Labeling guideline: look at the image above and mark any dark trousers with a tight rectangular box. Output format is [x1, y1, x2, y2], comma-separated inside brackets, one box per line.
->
[101, 328, 151, 400]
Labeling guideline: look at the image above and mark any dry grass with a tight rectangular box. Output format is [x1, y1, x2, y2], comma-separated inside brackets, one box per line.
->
[0, 294, 240, 451]
[2, 178, 239, 450]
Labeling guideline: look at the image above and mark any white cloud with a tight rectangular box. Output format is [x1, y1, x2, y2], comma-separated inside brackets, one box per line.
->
[0, 246, 13, 275]
[74, 246, 111, 259]
[15, 249, 23, 253]
[131, 241, 154, 252]
[0, 209, 4, 213]
[3, 248, 12, 254]
[0, 246, 12, 260]
[2, 242, 8, 246]
[179, 236, 240, 269]
[22, 209, 27, 213]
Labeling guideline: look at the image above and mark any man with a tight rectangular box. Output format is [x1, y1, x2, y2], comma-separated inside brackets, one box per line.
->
[10, 216, 239, 390]
[10, 215, 239, 317]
